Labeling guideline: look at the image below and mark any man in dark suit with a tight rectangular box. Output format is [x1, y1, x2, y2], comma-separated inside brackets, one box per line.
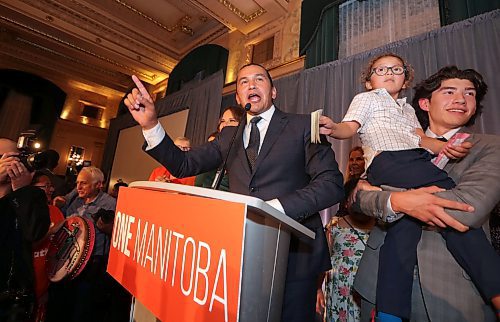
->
[352, 66, 500, 321]
[125, 63, 345, 322]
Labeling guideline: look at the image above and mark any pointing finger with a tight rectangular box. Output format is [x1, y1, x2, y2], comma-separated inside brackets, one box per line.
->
[132, 75, 153, 103]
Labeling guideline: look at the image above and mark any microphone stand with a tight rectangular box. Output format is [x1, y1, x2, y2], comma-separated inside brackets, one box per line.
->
[211, 103, 251, 190]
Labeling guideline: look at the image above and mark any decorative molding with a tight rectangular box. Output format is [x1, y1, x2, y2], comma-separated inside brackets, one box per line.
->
[217, 0, 266, 23]
[187, 0, 236, 30]
[0, 40, 130, 93]
[114, 0, 194, 36]
[0, 15, 155, 80]
[16, 37, 118, 77]
[189, 25, 228, 51]
[21, 0, 178, 67]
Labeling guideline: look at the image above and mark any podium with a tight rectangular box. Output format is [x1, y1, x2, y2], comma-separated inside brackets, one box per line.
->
[108, 181, 314, 322]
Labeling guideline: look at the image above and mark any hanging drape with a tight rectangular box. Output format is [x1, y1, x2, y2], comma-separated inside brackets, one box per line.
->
[338, 0, 441, 58]
[273, 10, 500, 219]
[301, 0, 499, 68]
[303, 3, 341, 68]
[0, 90, 32, 141]
[439, 0, 500, 25]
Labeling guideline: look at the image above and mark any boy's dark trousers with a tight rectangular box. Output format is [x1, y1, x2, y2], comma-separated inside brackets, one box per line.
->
[368, 150, 500, 319]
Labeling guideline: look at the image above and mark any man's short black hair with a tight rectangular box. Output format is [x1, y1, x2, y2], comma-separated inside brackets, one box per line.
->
[236, 63, 274, 88]
[412, 66, 488, 129]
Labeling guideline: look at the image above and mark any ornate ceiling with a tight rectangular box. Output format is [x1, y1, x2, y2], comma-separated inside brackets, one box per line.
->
[0, 0, 290, 98]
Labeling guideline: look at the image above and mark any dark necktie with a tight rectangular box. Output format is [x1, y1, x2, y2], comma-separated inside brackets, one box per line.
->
[436, 137, 448, 142]
[246, 116, 262, 171]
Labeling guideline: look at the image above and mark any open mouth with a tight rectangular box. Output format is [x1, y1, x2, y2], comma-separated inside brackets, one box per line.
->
[248, 93, 261, 102]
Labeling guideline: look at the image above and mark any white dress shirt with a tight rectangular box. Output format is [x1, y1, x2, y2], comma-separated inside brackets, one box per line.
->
[141, 105, 286, 214]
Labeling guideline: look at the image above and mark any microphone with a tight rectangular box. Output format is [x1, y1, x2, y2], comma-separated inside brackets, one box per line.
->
[211, 103, 251, 190]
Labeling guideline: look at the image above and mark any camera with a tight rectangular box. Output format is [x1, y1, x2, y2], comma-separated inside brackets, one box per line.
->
[16, 130, 47, 172]
[91, 208, 115, 225]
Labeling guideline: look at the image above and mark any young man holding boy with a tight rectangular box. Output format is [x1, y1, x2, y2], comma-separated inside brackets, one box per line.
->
[353, 66, 500, 321]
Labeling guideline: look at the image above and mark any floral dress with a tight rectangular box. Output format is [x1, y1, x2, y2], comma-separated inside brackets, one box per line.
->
[325, 217, 370, 322]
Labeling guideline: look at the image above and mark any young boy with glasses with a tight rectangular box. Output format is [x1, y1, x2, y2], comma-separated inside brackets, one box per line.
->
[319, 54, 500, 322]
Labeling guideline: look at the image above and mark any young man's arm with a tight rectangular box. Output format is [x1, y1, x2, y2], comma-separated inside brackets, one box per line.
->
[354, 135, 500, 230]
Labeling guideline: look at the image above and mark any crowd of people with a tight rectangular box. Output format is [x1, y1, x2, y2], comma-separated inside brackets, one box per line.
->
[1, 55, 500, 322]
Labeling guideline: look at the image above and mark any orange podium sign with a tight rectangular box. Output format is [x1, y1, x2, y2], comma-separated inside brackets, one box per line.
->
[107, 187, 246, 322]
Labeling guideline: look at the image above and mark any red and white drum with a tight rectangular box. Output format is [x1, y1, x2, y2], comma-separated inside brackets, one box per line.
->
[46, 216, 95, 282]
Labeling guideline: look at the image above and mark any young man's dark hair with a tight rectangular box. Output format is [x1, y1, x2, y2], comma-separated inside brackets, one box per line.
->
[412, 65, 488, 129]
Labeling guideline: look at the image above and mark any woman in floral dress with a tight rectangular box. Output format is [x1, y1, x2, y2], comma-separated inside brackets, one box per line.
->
[320, 178, 375, 322]
[324, 213, 373, 322]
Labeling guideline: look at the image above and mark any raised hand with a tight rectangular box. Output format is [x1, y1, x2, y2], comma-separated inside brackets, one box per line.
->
[124, 75, 158, 130]
[7, 159, 33, 191]
[0, 152, 18, 183]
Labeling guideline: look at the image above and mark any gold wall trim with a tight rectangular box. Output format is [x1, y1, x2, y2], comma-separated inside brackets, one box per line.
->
[114, 0, 194, 36]
[19, 0, 178, 67]
[0, 15, 155, 81]
[217, 0, 266, 23]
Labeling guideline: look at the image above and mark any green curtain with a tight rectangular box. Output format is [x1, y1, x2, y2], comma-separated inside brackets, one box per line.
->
[166, 44, 228, 95]
[304, 4, 340, 69]
[0, 69, 65, 145]
[300, 1, 345, 69]
[301, 0, 500, 68]
[439, 0, 500, 25]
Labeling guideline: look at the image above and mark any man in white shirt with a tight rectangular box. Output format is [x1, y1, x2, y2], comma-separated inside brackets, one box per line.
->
[124, 63, 345, 322]
[352, 66, 500, 321]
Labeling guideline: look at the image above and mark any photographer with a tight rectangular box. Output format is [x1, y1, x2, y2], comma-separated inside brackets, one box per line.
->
[0, 138, 50, 321]
[46, 166, 130, 322]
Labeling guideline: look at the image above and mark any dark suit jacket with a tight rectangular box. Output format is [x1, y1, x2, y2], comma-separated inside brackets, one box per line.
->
[353, 130, 500, 322]
[146, 108, 344, 281]
[1, 186, 50, 294]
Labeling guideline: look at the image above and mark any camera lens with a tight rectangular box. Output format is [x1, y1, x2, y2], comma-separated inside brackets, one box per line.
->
[20, 152, 48, 172]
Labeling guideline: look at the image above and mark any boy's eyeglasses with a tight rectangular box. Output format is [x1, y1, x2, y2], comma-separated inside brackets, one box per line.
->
[371, 65, 406, 76]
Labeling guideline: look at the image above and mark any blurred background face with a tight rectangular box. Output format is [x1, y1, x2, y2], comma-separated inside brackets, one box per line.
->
[218, 109, 239, 131]
[33, 174, 54, 202]
[76, 171, 100, 200]
[348, 149, 365, 178]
